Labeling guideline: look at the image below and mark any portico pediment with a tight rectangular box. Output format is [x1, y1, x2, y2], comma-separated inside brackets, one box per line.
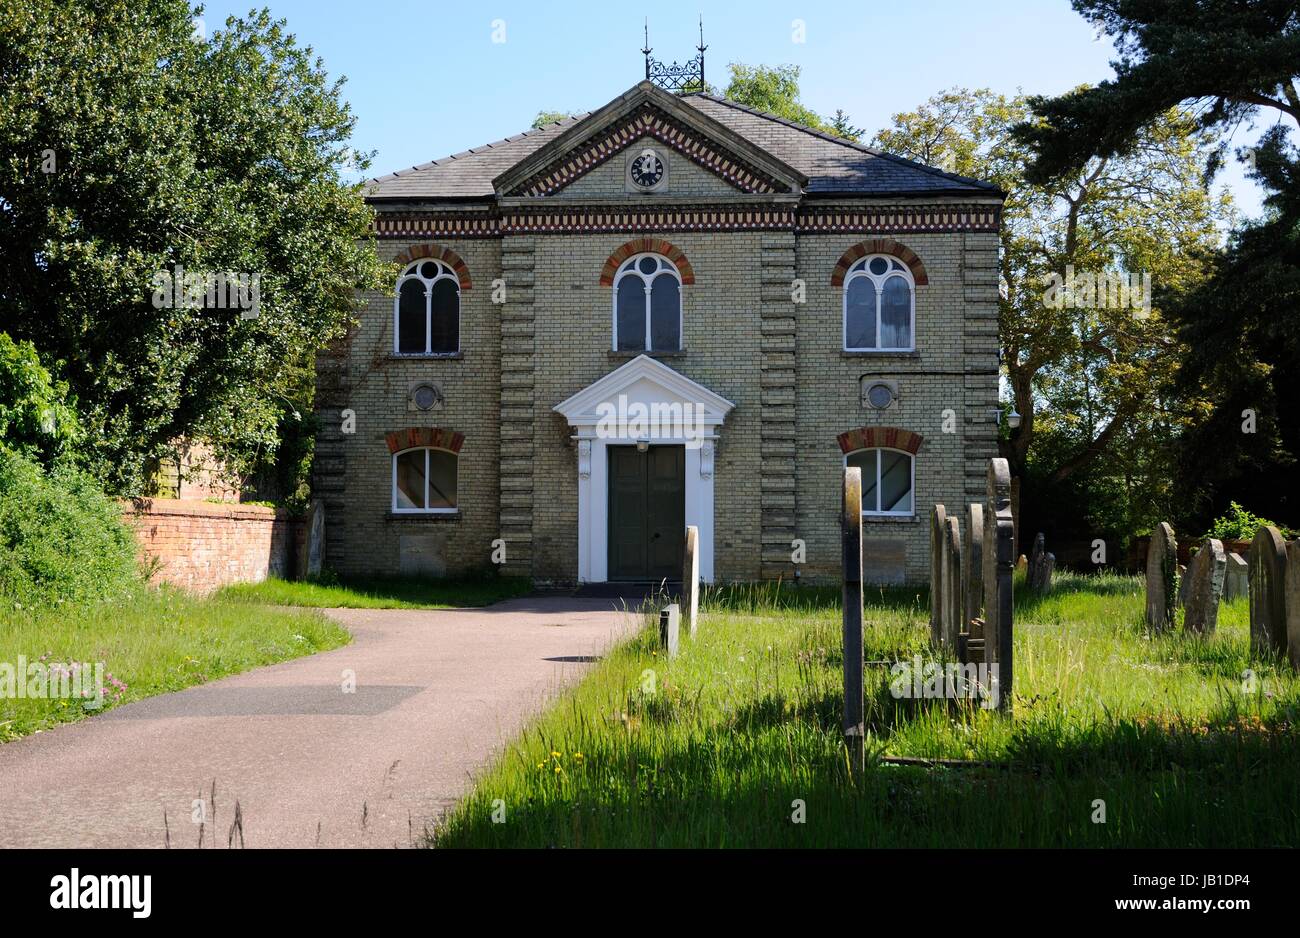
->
[553, 354, 735, 431]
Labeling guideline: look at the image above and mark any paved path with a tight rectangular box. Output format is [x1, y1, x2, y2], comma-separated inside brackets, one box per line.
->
[0, 596, 638, 848]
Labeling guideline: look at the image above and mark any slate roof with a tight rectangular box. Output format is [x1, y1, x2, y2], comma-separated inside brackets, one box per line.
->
[681, 94, 1001, 197]
[366, 93, 1001, 202]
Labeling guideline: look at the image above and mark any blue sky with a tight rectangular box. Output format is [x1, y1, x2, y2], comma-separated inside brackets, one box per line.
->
[197, 0, 1281, 216]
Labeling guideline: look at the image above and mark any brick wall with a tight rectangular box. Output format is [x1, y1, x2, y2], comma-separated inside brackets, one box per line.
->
[125, 498, 299, 594]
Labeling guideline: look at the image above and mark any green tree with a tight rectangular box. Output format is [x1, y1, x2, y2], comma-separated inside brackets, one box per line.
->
[1012, 0, 1300, 528]
[722, 64, 861, 140]
[875, 88, 1229, 542]
[0, 333, 81, 465]
[0, 0, 386, 494]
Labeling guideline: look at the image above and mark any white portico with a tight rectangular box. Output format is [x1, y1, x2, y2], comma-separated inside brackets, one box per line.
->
[553, 355, 734, 584]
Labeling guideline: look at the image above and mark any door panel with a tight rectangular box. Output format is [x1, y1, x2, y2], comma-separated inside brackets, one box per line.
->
[646, 446, 684, 579]
[608, 447, 648, 580]
[607, 445, 684, 581]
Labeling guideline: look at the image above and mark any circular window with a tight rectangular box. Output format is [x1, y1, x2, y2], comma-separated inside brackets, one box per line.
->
[865, 382, 895, 410]
[412, 383, 442, 411]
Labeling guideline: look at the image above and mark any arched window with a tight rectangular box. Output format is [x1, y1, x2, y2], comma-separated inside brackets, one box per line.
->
[395, 259, 459, 355]
[845, 447, 914, 516]
[392, 447, 458, 513]
[613, 253, 681, 352]
[843, 255, 915, 351]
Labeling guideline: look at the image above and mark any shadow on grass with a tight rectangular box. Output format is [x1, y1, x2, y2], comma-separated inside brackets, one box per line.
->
[703, 580, 927, 615]
[433, 702, 1300, 847]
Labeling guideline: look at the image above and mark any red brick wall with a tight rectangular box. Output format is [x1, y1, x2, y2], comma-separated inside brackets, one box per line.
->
[125, 499, 300, 594]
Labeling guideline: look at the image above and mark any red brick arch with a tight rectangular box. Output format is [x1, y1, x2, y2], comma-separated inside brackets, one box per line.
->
[393, 243, 472, 290]
[837, 426, 924, 455]
[599, 238, 695, 287]
[384, 427, 465, 455]
[830, 238, 928, 287]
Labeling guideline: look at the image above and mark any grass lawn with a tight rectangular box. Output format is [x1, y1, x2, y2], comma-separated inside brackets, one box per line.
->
[217, 573, 533, 610]
[0, 589, 350, 742]
[433, 571, 1300, 847]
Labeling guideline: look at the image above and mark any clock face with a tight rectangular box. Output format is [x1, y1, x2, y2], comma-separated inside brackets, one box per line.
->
[629, 149, 665, 189]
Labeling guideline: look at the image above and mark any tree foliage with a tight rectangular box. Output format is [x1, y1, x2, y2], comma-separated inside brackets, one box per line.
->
[1013, 0, 1300, 530]
[722, 64, 861, 140]
[0, 0, 386, 494]
[0, 332, 81, 465]
[875, 88, 1229, 544]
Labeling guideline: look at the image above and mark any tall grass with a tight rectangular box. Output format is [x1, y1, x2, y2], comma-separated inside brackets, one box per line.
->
[433, 571, 1300, 847]
[217, 573, 532, 610]
[0, 589, 350, 741]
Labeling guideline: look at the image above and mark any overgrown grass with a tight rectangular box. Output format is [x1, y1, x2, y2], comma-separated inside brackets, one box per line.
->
[434, 570, 1300, 847]
[217, 573, 533, 610]
[0, 589, 350, 742]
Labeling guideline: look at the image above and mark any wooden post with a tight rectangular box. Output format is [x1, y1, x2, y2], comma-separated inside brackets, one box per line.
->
[682, 525, 699, 638]
[842, 467, 865, 767]
[659, 604, 680, 659]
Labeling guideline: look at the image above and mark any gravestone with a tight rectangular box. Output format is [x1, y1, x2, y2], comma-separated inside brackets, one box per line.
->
[1224, 553, 1249, 601]
[1286, 543, 1300, 670]
[982, 458, 1014, 712]
[943, 516, 963, 653]
[1145, 522, 1177, 632]
[304, 500, 325, 579]
[962, 503, 985, 660]
[1027, 532, 1055, 593]
[1248, 525, 1288, 657]
[681, 525, 699, 638]
[1183, 539, 1226, 635]
[842, 468, 865, 766]
[929, 504, 947, 649]
[659, 604, 680, 659]
[1176, 564, 1189, 608]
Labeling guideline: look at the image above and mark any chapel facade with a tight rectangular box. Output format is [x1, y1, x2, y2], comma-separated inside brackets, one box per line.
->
[315, 79, 1004, 586]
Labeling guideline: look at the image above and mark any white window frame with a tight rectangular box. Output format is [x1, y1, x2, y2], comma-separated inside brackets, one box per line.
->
[844, 446, 915, 517]
[611, 252, 683, 352]
[393, 259, 461, 356]
[842, 255, 916, 352]
[391, 446, 459, 514]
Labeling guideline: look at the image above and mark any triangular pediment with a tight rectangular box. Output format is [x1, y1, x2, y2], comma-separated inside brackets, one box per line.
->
[493, 81, 805, 199]
[553, 355, 735, 428]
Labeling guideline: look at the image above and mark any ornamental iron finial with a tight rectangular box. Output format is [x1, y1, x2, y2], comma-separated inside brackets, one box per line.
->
[641, 18, 706, 94]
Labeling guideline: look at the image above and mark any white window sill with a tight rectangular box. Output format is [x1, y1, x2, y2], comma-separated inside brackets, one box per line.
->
[390, 352, 464, 360]
[862, 513, 919, 524]
[387, 510, 460, 521]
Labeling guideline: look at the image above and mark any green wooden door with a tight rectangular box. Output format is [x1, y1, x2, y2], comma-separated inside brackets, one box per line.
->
[608, 445, 684, 581]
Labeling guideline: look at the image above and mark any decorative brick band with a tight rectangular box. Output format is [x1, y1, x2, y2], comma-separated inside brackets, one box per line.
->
[837, 426, 925, 455]
[801, 205, 1000, 236]
[373, 205, 998, 239]
[384, 427, 466, 454]
[507, 207, 793, 237]
[831, 239, 929, 287]
[510, 106, 787, 197]
[375, 214, 499, 240]
[391, 243, 473, 289]
[598, 238, 696, 286]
